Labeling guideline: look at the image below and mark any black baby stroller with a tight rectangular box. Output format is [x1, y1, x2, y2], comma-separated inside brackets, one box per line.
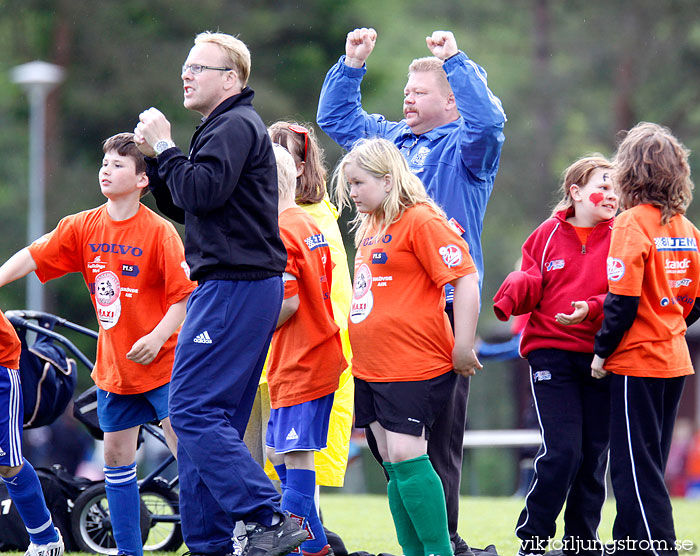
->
[7, 310, 183, 553]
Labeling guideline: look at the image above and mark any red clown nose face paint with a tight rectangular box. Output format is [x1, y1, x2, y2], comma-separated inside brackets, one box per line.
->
[589, 192, 604, 206]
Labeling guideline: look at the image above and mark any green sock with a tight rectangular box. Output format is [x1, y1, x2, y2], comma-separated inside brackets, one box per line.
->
[393, 455, 453, 556]
[384, 462, 424, 556]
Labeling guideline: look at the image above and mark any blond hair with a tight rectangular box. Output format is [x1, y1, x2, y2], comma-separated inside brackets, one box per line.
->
[333, 138, 444, 247]
[195, 31, 251, 86]
[408, 56, 451, 95]
[268, 121, 327, 204]
[273, 145, 297, 199]
[551, 155, 613, 216]
[614, 122, 693, 225]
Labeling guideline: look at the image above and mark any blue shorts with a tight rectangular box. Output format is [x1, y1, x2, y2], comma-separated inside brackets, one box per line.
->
[265, 393, 334, 454]
[96, 382, 170, 433]
[0, 366, 23, 466]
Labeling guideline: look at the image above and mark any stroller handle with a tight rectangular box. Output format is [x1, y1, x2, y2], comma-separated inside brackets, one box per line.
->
[6, 310, 98, 370]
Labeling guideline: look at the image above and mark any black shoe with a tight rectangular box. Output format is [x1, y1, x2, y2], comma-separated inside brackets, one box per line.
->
[452, 535, 476, 556]
[243, 513, 309, 556]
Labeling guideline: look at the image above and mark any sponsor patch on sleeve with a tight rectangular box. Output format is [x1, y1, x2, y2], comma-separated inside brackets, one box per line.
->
[607, 257, 625, 281]
[439, 245, 463, 268]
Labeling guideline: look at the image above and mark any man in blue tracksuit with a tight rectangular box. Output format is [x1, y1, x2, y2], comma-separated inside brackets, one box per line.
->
[135, 31, 308, 556]
[317, 28, 506, 556]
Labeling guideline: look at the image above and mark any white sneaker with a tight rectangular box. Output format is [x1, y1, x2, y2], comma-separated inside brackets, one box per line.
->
[25, 528, 64, 556]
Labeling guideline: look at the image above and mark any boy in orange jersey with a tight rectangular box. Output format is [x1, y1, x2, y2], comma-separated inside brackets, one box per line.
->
[0, 309, 64, 556]
[264, 145, 346, 556]
[592, 123, 700, 556]
[0, 133, 195, 556]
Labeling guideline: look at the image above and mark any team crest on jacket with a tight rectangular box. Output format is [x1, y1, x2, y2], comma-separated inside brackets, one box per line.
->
[545, 259, 565, 272]
[410, 146, 431, 167]
[439, 245, 462, 268]
[607, 257, 625, 281]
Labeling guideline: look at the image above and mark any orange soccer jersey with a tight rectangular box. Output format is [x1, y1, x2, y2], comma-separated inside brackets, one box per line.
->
[605, 204, 700, 377]
[28, 204, 195, 394]
[0, 310, 20, 370]
[349, 203, 477, 382]
[267, 207, 346, 409]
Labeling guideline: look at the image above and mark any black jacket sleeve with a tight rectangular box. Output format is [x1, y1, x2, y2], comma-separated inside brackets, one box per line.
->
[146, 157, 186, 224]
[686, 298, 700, 327]
[594, 293, 640, 358]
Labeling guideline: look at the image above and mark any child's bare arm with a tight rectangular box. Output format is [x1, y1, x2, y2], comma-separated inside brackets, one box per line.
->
[0, 248, 38, 287]
[276, 294, 300, 328]
[450, 271, 483, 377]
[126, 294, 190, 365]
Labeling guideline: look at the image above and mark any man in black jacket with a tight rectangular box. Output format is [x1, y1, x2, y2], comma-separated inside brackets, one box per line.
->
[135, 32, 307, 556]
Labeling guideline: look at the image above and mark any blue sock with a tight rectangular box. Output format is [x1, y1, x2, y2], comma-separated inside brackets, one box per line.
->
[274, 463, 288, 489]
[104, 463, 142, 556]
[2, 459, 59, 545]
[286, 468, 328, 553]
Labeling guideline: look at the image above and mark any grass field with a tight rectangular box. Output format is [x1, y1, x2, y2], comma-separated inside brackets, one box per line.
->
[7, 494, 699, 556]
[320, 494, 700, 555]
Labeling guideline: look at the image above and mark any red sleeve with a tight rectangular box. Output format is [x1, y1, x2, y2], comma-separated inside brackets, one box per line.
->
[493, 269, 543, 321]
[584, 293, 606, 323]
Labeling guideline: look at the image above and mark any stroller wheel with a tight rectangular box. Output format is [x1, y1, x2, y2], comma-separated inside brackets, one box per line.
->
[140, 479, 183, 552]
[70, 482, 150, 554]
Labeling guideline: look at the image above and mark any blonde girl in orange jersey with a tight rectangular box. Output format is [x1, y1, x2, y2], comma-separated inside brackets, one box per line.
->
[334, 138, 481, 556]
[592, 123, 700, 556]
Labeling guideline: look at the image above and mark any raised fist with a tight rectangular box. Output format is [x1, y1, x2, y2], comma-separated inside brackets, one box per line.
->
[345, 27, 377, 68]
[426, 30, 458, 60]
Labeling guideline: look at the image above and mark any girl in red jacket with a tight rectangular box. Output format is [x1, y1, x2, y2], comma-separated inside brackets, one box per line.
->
[493, 155, 618, 556]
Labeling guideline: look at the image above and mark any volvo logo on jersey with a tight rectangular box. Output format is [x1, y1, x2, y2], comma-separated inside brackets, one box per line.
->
[89, 243, 144, 256]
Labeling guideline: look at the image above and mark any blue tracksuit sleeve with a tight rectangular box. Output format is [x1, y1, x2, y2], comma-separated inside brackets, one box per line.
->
[317, 56, 403, 148]
[443, 51, 507, 182]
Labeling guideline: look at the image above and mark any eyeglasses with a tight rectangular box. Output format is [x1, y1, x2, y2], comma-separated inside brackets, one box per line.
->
[288, 124, 309, 162]
[182, 64, 232, 75]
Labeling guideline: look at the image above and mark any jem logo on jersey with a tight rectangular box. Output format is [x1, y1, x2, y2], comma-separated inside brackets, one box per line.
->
[371, 249, 388, 264]
[304, 233, 328, 251]
[89, 243, 143, 256]
[654, 237, 698, 251]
